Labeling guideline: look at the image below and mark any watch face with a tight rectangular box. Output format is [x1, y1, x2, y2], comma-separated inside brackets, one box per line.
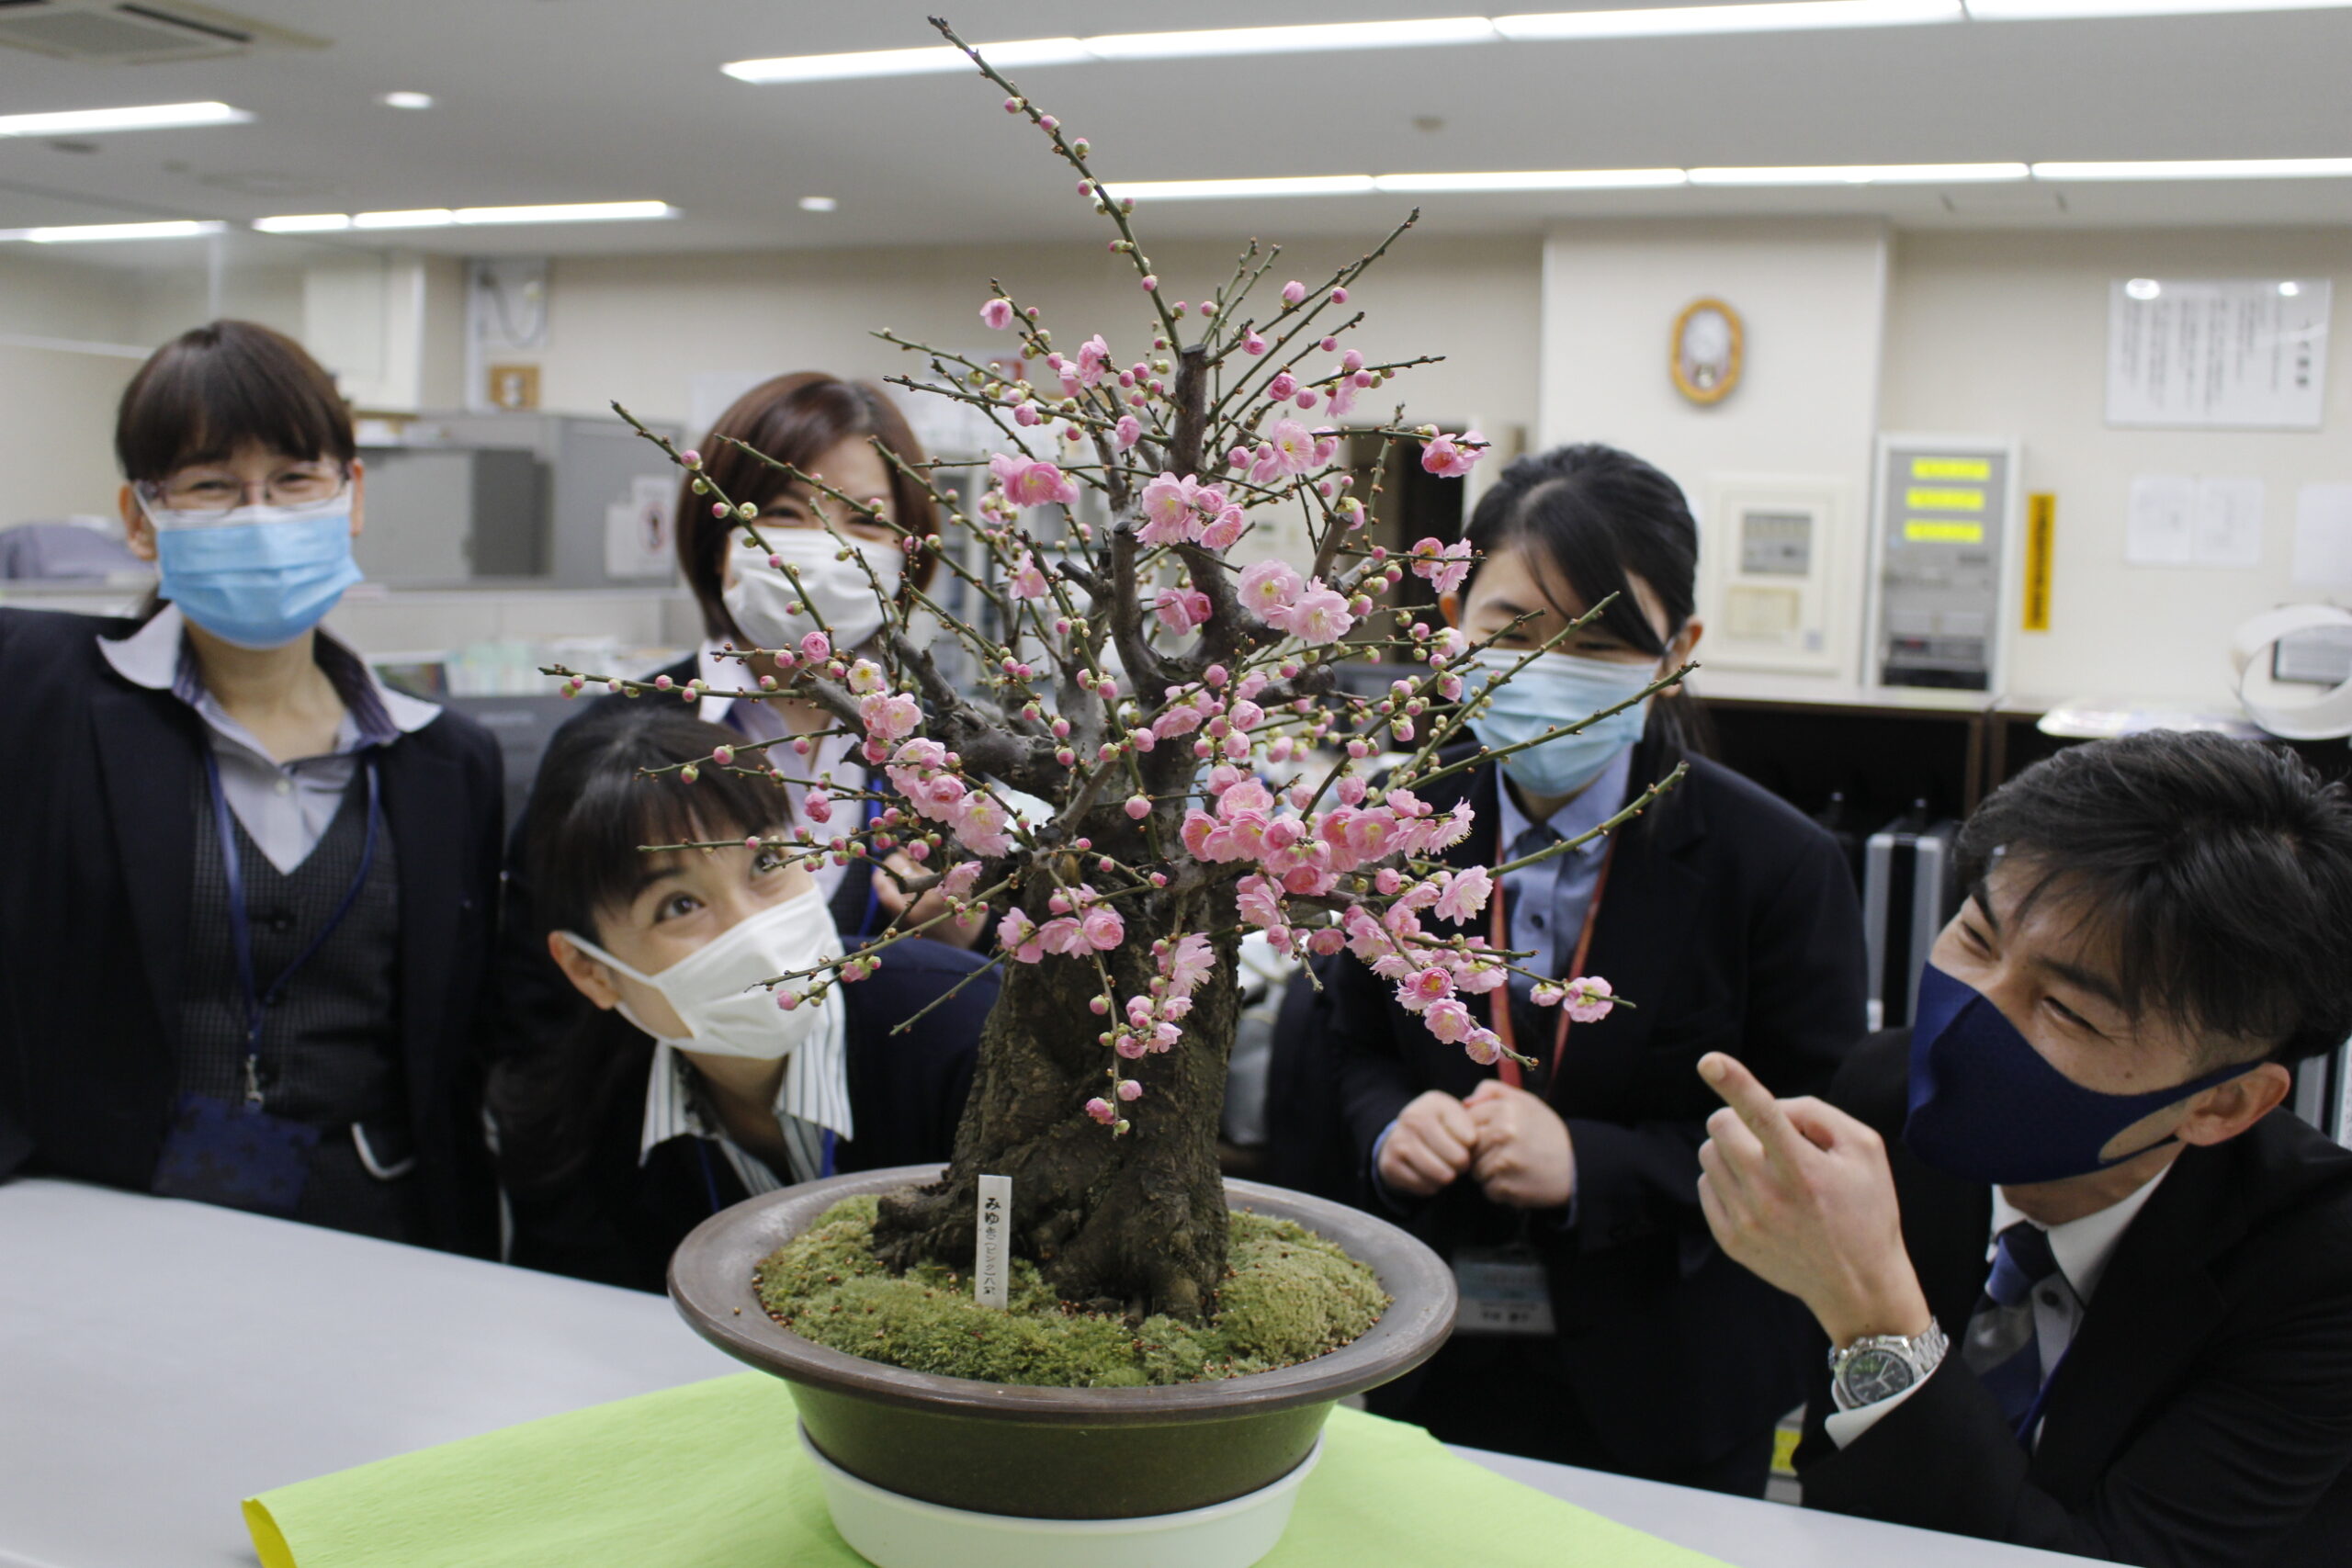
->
[1839, 1347, 1917, 1407]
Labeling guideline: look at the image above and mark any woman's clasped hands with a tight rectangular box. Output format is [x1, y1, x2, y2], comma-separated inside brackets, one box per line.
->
[1380, 1081, 1577, 1210]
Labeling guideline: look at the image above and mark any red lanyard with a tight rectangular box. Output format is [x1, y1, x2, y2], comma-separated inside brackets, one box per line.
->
[1489, 832, 1612, 1089]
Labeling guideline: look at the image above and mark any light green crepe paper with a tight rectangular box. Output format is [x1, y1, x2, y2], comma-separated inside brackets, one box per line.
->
[244, 1371, 1730, 1568]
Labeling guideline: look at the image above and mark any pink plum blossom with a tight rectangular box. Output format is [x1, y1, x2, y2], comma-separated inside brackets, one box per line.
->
[1155, 586, 1212, 633]
[1237, 558, 1303, 624]
[951, 793, 1014, 857]
[980, 298, 1014, 330]
[1074, 333, 1113, 387]
[1564, 976, 1615, 1023]
[1080, 906, 1125, 951]
[1264, 419, 1320, 477]
[1114, 414, 1142, 450]
[1285, 582, 1355, 645]
[1281, 280, 1306, 304]
[1423, 998, 1474, 1044]
[1409, 537, 1475, 595]
[1084, 1096, 1116, 1125]
[1009, 551, 1049, 600]
[989, 451, 1080, 509]
[1197, 507, 1246, 551]
[999, 908, 1044, 964]
[859, 691, 922, 744]
[1433, 865, 1493, 925]
[1419, 431, 1487, 479]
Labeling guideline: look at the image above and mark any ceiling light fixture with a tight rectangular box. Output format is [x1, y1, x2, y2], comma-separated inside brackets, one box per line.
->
[723, 38, 1088, 83]
[1496, 1, 1962, 39]
[1689, 161, 2030, 183]
[379, 91, 435, 110]
[722, 2, 2352, 84]
[1374, 168, 1688, 190]
[2031, 156, 2352, 178]
[0, 101, 252, 138]
[1084, 17, 1498, 58]
[1966, 0, 2352, 17]
[264, 202, 677, 232]
[450, 201, 676, 224]
[0, 220, 226, 243]
[253, 213, 352, 232]
[799, 196, 840, 211]
[1102, 175, 1382, 201]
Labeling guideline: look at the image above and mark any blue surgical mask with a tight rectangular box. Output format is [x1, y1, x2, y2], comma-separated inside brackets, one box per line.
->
[142, 491, 363, 649]
[1465, 647, 1655, 799]
[1904, 962, 2253, 1186]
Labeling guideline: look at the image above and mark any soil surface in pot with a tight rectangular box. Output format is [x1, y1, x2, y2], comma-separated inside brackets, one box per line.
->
[753, 1195, 1389, 1387]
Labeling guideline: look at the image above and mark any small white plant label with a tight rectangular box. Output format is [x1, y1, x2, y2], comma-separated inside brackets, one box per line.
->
[976, 1174, 1012, 1309]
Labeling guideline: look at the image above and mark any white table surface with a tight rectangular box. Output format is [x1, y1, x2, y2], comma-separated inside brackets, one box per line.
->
[0, 1179, 2098, 1568]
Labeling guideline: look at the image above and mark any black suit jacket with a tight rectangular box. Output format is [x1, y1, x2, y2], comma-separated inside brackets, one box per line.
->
[1323, 733, 1869, 1471]
[0, 608, 503, 1256]
[503, 937, 991, 1292]
[1797, 1032, 2352, 1568]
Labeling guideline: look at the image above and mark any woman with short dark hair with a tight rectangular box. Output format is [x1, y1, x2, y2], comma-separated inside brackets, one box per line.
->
[1299, 442, 1869, 1494]
[0, 320, 504, 1255]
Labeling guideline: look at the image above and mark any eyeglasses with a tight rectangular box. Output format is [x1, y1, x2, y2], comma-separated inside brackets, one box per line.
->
[148, 462, 346, 513]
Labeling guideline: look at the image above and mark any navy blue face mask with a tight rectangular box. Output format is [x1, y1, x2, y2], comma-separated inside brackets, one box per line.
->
[1904, 962, 2254, 1186]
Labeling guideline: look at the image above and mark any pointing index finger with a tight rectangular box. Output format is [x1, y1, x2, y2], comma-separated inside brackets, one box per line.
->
[1698, 1053, 1804, 1165]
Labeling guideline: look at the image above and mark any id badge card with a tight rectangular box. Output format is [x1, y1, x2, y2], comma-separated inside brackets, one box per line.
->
[152, 1092, 319, 1218]
[1451, 1246, 1556, 1337]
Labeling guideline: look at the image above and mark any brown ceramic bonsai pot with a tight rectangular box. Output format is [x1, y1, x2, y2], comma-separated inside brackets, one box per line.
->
[669, 1165, 1456, 1521]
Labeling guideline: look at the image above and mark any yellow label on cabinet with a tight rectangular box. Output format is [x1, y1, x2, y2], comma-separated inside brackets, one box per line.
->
[1905, 486, 1986, 512]
[1905, 519, 1985, 544]
[2022, 492, 2054, 632]
[1912, 457, 1992, 481]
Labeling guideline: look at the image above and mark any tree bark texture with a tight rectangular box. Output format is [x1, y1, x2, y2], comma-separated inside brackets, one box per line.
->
[872, 881, 1238, 1320]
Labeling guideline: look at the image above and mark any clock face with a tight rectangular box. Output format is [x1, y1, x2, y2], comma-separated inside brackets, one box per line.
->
[1672, 299, 1742, 404]
[1839, 1347, 1918, 1407]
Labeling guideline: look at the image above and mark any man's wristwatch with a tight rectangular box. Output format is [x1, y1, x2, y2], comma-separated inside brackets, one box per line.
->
[1828, 1319, 1949, 1412]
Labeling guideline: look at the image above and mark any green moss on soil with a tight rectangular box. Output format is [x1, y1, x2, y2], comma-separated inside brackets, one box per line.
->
[753, 1195, 1390, 1387]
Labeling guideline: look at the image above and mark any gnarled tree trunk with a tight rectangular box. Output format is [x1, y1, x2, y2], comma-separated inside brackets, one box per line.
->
[872, 880, 1237, 1320]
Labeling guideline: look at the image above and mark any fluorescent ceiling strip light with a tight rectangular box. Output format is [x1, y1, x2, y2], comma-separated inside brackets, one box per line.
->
[0, 101, 251, 138]
[723, 38, 1087, 83]
[1, 220, 225, 243]
[253, 213, 351, 232]
[1105, 175, 1380, 201]
[452, 201, 675, 223]
[1374, 168, 1688, 190]
[1690, 162, 2030, 183]
[2031, 156, 2352, 178]
[1497, 0, 1961, 38]
[1969, 0, 2352, 16]
[352, 209, 454, 229]
[267, 202, 675, 232]
[1085, 17, 1498, 57]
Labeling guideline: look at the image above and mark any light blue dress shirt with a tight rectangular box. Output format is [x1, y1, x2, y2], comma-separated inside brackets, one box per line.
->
[1492, 747, 1632, 994]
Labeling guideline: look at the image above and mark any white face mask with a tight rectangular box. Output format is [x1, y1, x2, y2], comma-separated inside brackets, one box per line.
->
[722, 528, 904, 652]
[563, 886, 854, 1137]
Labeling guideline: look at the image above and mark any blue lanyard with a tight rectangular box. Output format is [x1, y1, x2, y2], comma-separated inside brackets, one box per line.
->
[202, 750, 381, 1110]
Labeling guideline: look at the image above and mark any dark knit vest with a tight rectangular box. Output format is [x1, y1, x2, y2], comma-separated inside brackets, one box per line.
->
[175, 765, 415, 1241]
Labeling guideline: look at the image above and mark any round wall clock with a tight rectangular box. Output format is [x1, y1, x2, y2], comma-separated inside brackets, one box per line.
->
[1671, 298, 1743, 405]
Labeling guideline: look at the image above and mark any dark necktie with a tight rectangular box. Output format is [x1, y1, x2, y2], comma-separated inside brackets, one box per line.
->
[1962, 1220, 2067, 1440]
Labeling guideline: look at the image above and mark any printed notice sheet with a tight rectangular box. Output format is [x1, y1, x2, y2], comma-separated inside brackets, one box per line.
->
[2107, 279, 2329, 430]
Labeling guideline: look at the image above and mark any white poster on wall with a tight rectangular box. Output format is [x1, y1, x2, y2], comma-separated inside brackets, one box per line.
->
[2106, 278, 2329, 430]
[605, 474, 676, 580]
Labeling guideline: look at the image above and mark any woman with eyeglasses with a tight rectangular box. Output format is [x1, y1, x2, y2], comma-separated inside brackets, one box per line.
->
[0, 320, 503, 1256]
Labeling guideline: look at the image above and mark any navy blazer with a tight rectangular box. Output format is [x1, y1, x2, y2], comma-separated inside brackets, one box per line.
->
[502, 937, 991, 1292]
[1318, 731, 1869, 1472]
[0, 608, 504, 1256]
[1798, 1032, 2352, 1568]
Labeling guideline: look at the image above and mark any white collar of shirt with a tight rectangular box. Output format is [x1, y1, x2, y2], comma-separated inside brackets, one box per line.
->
[98, 604, 441, 745]
[1990, 1163, 2174, 1303]
[1491, 745, 1634, 859]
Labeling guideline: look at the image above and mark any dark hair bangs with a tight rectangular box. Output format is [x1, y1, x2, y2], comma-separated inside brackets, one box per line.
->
[116, 320, 355, 482]
[526, 706, 793, 939]
[1463, 445, 1701, 659]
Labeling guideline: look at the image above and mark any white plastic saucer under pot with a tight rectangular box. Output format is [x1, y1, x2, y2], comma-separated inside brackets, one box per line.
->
[800, 1423, 1324, 1568]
